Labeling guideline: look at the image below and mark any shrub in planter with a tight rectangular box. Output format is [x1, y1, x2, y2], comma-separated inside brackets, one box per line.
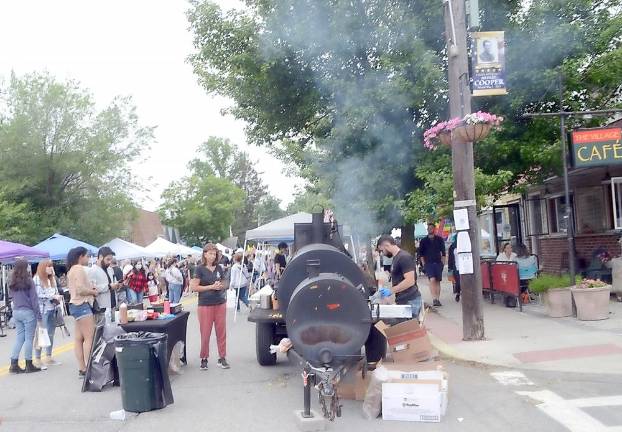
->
[571, 279, 611, 321]
[529, 275, 579, 318]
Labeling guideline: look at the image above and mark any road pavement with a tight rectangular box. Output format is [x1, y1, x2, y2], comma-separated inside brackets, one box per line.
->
[0, 298, 620, 431]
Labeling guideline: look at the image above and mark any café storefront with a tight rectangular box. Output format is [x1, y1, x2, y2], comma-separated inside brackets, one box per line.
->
[479, 120, 622, 275]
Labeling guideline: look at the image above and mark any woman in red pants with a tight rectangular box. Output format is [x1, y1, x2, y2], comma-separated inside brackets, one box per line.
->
[191, 243, 230, 371]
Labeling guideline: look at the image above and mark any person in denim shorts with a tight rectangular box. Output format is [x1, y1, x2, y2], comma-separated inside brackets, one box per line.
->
[67, 247, 98, 378]
[376, 235, 422, 319]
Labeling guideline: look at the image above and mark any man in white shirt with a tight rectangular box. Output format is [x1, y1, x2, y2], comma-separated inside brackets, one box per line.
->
[89, 247, 121, 324]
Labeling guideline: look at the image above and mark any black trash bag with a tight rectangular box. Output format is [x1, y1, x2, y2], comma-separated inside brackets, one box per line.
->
[82, 323, 126, 392]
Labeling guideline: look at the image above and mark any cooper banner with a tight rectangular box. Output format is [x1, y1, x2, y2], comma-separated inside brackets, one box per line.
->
[471, 31, 507, 96]
[572, 127, 622, 167]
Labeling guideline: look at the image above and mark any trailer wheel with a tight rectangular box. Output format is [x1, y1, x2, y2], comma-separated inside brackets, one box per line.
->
[256, 323, 277, 366]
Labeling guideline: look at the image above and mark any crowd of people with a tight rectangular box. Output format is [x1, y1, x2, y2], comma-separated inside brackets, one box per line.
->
[7, 225, 539, 377]
[375, 222, 540, 309]
[6, 241, 288, 375]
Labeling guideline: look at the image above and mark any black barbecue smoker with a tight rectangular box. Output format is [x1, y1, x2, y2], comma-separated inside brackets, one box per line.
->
[248, 211, 386, 420]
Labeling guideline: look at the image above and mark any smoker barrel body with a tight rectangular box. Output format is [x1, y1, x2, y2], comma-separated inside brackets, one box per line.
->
[286, 273, 371, 367]
[278, 243, 369, 314]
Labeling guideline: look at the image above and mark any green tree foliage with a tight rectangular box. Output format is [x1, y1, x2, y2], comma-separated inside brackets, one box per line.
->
[256, 195, 286, 226]
[408, 0, 622, 221]
[473, 0, 622, 189]
[188, 136, 284, 237]
[159, 175, 244, 245]
[188, 0, 447, 235]
[0, 72, 153, 245]
[0, 189, 32, 242]
[286, 186, 333, 215]
[188, 0, 621, 228]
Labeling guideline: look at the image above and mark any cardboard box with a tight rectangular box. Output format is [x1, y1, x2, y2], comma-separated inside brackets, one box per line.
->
[382, 381, 442, 422]
[377, 360, 449, 420]
[337, 364, 371, 401]
[375, 319, 434, 363]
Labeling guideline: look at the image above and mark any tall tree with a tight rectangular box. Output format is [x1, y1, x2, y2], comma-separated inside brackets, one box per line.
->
[188, 136, 283, 237]
[188, 0, 447, 242]
[256, 195, 286, 226]
[159, 175, 244, 245]
[188, 0, 621, 233]
[0, 72, 153, 244]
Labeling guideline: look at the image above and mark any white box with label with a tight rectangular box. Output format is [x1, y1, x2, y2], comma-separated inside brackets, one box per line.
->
[382, 382, 442, 422]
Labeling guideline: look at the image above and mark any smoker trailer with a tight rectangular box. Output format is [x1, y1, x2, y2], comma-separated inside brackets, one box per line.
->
[248, 212, 391, 420]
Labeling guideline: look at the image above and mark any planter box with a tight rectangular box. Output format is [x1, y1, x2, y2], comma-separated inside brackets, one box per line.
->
[543, 287, 573, 318]
[571, 285, 611, 321]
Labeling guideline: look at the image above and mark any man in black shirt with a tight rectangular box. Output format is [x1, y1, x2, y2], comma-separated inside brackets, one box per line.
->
[418, 223, 446, 307]
[376, 235, 422, 319]
[274, 242, 288, 279]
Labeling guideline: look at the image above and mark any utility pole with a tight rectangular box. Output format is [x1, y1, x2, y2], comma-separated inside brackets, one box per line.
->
[443, 0, 485, 340]
[558, 73, 576, 284]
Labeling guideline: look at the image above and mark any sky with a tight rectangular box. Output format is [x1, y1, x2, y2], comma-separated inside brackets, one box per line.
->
[0, 0, 303, 211]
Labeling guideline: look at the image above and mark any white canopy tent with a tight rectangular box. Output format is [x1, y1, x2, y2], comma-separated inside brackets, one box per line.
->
[103, 238, 157, 261]
[146, 237, 200, 257]
[245, 212, 313, 243]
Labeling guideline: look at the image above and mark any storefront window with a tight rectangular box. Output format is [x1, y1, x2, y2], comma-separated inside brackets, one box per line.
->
[611, 178, 622, 230]
[478, 212, 495, 257]
[575, 187, 607, 234]
[526, 196, 548, 236]
[548, 195, 573, 234]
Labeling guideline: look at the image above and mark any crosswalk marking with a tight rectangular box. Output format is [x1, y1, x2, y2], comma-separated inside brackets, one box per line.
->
[517, 390, 619, 432]
[567, 395, 622, 408]
[490, 370, 535, 386]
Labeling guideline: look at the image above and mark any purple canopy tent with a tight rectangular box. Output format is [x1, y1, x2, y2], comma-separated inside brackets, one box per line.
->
[0, 240, 49, 262]
[0, 241, 49, 335]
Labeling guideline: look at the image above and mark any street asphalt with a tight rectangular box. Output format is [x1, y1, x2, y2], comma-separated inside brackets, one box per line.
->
[0, 298, 619, 431]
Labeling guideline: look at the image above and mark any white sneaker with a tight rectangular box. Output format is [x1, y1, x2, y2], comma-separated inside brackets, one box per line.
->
[46, 358, 62, 366]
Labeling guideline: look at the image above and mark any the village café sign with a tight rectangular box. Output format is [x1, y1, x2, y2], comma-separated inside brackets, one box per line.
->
[572, 127, 622, 167]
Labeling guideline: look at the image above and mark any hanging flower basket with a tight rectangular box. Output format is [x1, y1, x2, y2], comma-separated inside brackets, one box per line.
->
[438, 131, 452, 146]
[423, 118, 461, 150]
[453, 123, 492, 143]
[423, 111, 503, 150]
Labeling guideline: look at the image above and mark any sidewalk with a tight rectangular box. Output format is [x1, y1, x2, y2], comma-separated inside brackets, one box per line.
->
[420, 278, 622, 375]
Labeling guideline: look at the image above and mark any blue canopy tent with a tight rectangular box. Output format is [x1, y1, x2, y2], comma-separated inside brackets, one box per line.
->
[34, 233, 99, 261]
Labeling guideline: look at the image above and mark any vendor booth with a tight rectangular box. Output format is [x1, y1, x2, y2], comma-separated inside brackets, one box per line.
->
[34, 233, 99, 260]
[102, 238, 157, 261]
[146, 237, 200, 258]
[0, 240, 50, 335]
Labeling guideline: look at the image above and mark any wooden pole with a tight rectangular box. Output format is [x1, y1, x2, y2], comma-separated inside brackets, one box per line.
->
[443, 0, 485, 340]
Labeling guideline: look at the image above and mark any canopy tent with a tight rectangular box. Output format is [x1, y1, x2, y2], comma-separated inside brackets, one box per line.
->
[192, 246, 203, 253]
[245, 212, 313, 243]
[102, 238, 157, 261]
[0, 240, 49, 262]
[146, 237, 200, 257]
[221, 236, 238, 250]
[34, 233, 99, 261]
[245, 212, 353, 243]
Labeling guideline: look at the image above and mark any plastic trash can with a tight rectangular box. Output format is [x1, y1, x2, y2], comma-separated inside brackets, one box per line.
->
[114, 332, 174, 413]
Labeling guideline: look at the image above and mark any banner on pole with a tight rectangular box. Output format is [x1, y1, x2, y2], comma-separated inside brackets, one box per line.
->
[471, 31, 507, 96]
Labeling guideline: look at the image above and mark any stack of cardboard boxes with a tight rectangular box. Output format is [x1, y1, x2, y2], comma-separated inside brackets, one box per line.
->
[339, 313, 448, 422]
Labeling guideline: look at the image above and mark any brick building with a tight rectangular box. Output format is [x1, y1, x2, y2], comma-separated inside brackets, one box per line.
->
[127, 208, 180, 247]
[479, 118, 622, 275]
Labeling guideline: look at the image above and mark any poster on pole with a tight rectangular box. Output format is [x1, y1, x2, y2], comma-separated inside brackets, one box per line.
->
[471, 31, 507, 96]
